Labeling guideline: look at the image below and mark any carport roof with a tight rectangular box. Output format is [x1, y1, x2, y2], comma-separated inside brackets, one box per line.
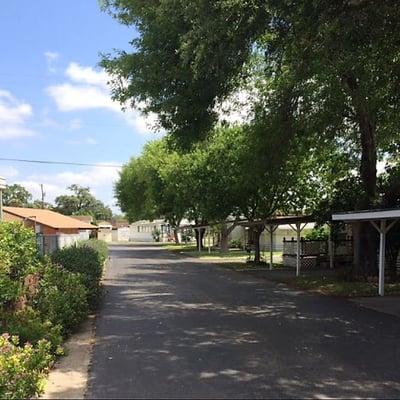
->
[178, 215, 314, 230]
[332, 208, 400, 222]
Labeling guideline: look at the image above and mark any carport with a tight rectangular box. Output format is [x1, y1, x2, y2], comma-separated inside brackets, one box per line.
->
[332, 209, 400, 296]
[240, 215, 314, 276]
[181, 215, 315, 276]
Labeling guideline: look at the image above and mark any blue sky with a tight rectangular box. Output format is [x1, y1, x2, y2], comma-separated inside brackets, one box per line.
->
[0, 1, 159, 212]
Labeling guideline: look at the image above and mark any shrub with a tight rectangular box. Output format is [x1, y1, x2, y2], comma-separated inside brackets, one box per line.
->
[0, 265, 21, 313]
[152, 228, 161, 242]
[51, 243, 105, 307]
[78, 239, 108, 264]
[36, 263, 88, 335]
[0, 334, 53, 399]
[0, 223, 40, 329]
[5, 308, 63, 354]
[229, 239, 243, 249]
[0, 222, 40, 280]
[304, 226, 330, 241]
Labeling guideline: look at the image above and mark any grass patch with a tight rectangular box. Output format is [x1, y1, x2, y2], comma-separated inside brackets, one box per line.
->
[217, 262, 283, 271]
[278, 276, 400, 297]
[164, 243, 282, 260]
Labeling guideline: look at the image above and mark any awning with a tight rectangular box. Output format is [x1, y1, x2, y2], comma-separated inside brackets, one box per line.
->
[332, 208, 400, 296]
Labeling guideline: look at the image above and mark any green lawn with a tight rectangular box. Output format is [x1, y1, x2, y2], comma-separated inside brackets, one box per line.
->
[162, 243, 282, 260]
[279, 276, 400, 297]
[163, 243, 400, 297]
[223, 265, 400, 296]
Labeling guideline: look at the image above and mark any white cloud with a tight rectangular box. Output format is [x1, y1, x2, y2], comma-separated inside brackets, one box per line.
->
[0, 90, 37, 140]
[46, 62, 160, 135]
[46, 83, 118, 112]
[67, 137, 97, 145]
[69, 118, 82, 130]
[44, 51, 59, 62]
[66, 62, 109, 88]
[0, 166, 18, 180]
[44, 51, 59, 73]
[17, 162, 122, 211]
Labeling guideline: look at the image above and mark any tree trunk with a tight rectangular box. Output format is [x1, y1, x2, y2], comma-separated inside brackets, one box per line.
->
[173, 228, 180, 244]
[344, 74, 377, 206]
[220, 225, 229, 253]
[253, 225, 265, 263]
[195, 228, 205, 250]
[344, 74, 378, 277]
[219, 222, 238, 253]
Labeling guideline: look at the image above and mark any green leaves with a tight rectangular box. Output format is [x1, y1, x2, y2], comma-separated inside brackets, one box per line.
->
[54, 184, 112, 221]
[2, 184, 32, 207]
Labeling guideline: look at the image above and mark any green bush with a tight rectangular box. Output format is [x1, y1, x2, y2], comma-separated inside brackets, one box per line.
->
[36, 263, 88, 335]
[0, 222, 40, 280]
[4, 308, 63, 354]
[78, 239, 108, 264]
[0, 223, 40, 329]
[229, 239, 243, 249]
[0, 334, 53, 399]
[52, 242, 106, 307]
[304, 226, 330, 241]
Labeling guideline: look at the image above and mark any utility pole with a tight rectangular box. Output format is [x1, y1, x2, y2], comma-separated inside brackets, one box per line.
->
[0, 176, 6, 221]
[40, 184, 45, 209]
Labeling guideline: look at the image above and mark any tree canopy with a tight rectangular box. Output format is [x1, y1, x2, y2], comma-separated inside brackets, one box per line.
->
[104, 0, 400, 274]
[54, 185, 112, 221]
[2, 184, 32, 207]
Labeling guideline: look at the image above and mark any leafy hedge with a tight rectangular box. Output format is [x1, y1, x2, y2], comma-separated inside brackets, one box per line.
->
[0, 222, 108, 398]
[79, 239, 109, 264]
[51, 241, 107, 307]
[36, 262, 88, 335]
[0, 334, 53, 400]
[0, 222, 40, 280]
[6, 308, 63, 354]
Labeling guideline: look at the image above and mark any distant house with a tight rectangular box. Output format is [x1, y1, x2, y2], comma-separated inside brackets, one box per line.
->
[229, 223, 315, 251]
[3, 207, 98, 254]
[129, 219, 191, 242]
[96, 220, 113, 242]
[129, 219, 169, 242]
[110, 220, 130, 242]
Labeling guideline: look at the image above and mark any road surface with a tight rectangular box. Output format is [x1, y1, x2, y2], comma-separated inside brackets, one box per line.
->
[86, 244, 400, 399]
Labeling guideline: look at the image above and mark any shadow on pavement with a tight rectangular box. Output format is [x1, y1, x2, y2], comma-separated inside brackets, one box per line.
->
[86, 244, 400, 399]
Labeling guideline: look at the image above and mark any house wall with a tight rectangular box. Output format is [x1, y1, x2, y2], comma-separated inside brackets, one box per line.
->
[228, 224, 315, 251]
[130, 220, 168, 242]
[98, 229, 113, 243]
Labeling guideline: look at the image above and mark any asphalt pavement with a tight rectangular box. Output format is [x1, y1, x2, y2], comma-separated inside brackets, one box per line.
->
[86, 244, 400, 399]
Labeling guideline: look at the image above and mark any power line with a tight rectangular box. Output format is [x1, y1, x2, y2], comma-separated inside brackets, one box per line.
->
[0, 157, 123, 168]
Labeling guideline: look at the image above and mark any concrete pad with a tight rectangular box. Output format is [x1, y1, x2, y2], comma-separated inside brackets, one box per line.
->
[351, 296, 400, 318]
[41, 316, 95, 399]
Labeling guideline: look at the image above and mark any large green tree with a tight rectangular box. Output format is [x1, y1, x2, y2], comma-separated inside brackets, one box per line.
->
[55, 185, 112, 221]
[2, 184, 32, 207]
[102, 0, 400, 274]
[116, 140, 187, 243]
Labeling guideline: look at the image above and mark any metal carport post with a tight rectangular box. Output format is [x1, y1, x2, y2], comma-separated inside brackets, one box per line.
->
[288, 222, 308, 277]
[265, 224, 278, 270]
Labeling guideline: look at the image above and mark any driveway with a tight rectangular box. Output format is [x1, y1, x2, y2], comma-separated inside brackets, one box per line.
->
[86, 244, 400, 399]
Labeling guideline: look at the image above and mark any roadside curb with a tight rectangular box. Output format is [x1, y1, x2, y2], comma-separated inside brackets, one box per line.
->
[40, 315, 95, 399]
[40, 257, 110, 399]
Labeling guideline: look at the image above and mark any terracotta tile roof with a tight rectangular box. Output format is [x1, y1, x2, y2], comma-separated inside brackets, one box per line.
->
[3, 207, 98, 230]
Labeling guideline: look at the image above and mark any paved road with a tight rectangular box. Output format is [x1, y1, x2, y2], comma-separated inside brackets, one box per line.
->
[86, 244, 400, 399]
